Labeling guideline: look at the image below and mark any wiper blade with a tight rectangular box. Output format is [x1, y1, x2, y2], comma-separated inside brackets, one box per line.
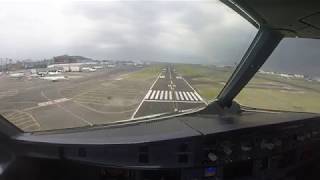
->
[241, 105, 320, 115]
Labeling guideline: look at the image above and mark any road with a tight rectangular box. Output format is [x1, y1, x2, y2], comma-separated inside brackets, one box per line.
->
[132, 65, 207, 118]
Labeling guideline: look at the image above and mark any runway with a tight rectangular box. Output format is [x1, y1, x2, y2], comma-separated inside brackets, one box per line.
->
[0, 64, 207, 132]
[132, 65, 207, 118]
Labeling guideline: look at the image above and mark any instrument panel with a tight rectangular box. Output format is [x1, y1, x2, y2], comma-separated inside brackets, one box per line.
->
[2, 112, 320, 180]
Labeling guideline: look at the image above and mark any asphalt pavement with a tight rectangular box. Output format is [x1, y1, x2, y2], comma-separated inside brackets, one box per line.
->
[132, 65, 207, 118]
[0, 64, 207, 132]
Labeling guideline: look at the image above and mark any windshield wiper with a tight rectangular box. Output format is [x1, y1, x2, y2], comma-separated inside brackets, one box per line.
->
[241, 105, 320, 115]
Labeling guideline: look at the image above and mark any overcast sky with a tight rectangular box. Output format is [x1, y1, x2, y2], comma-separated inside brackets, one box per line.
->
[0, 1, 319, 76]
[0, 1, 257, 65]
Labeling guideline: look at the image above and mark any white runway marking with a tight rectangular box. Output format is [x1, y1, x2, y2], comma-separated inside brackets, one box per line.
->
[155, 90, 160, 99]
[179, 91, 184, 100]
[160, 90, 164, 100]
[144, 99, 204, 103]
[175, 91, 180, 100]
[38, 98, 70, 107]
[190, 92, 198, 101]
[194, 91, 203, 101]
[146, 90, 202, 102]
[145, 90, 152, 100]
[180, 75, 207, 104]
[183, 92, 189, 101]
[131, 72, 162, 119]
[132, 68, 207, 119]
[0, 89, 18, 99]
[186, 92, 194, 101]
[150, 90, 156, 99]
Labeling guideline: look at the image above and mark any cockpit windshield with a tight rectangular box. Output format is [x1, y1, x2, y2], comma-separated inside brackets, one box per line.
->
[0, 1, 257, 132]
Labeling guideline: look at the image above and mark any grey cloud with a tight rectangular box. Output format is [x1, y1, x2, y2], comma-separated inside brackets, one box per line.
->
[60, 1, 257, 64]
[7, 0, 320, 76]
[263, 38, 320, 76]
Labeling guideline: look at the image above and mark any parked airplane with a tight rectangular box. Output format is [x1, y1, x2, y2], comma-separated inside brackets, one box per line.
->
[40, 75, 67, 82]
[48, 71, 62, 75]
[82, 67, 96, 72]
[8, 72, 25, 79]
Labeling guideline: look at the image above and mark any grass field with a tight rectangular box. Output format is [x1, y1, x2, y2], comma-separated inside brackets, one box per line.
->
[176, 64, 233, 102]
[126, 65, 163, 80]
[176, 63, 320, 114]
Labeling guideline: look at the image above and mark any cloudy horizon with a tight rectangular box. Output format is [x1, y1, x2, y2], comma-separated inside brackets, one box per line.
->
[0, 1, 258, 65]
[0, 1, 320, 76]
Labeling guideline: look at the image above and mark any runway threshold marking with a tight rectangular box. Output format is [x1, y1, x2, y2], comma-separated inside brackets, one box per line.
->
[175, 91, 180, 100]
[131, 66, 207, 119]
[186, 92, 194, 101]
[169, 91, 172, 100]
[131, 72, 162, 119]
[145, 90, 202, 102]
[180, 75, 207, 105]
[144, 99, 204, 103]
[160, 91, 164, 100]
[150, 91, 156, 99]
[155, 90, 160, 99]
[179, 91, 185, 100]
[190, 92, 199, 101]
[183, 92, 189, 101]
[145, 90, 152, 99]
